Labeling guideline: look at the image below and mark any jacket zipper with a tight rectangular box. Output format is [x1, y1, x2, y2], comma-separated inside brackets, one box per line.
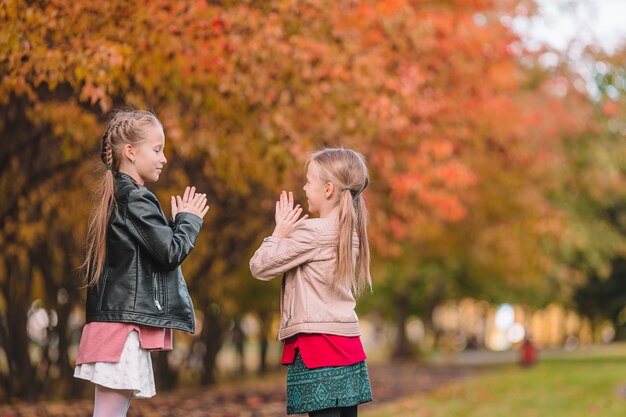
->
[153, 273, 163, 311]
[286, 287, 294, 325]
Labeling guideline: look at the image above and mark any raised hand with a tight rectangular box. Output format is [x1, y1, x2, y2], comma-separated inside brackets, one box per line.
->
[171, 186, 193, 221]
[171, 186, 210, 221]
[272, 191, 308, 239]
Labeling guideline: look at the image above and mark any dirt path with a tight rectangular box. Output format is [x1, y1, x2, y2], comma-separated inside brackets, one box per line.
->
[0, 361, 485, 417]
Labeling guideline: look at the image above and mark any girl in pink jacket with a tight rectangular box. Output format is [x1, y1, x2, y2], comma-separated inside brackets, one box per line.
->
[250, 148, 373, 417]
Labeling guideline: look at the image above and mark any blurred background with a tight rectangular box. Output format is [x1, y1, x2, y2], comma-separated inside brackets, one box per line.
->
[1, 0, 626, 415]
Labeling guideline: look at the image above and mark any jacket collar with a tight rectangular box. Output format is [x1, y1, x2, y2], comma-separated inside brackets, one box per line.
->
[115, 171, 138, 185]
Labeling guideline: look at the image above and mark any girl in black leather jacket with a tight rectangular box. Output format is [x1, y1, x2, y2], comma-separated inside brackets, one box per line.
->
[74, 109, 209, 417]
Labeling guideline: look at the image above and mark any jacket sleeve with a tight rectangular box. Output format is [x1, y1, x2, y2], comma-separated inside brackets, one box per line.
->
[249, 220, 319, 281]
[126, 188, 203, 271]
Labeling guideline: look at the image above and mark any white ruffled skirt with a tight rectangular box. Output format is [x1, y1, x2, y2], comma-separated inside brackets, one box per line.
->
[74, 330, 156, 398]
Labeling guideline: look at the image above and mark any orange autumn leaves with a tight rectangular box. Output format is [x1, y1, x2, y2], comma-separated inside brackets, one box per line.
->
[1, 0, 623, 400]
[1, 0, 603, 296]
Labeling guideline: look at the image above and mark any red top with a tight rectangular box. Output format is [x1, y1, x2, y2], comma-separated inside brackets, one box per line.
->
[281, 334, 366, 369]
[75, 322, 173, 365]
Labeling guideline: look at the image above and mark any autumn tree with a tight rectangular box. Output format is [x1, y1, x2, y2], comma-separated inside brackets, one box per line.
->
[564, 44, 626, 339]
[1, 0, 622, 401]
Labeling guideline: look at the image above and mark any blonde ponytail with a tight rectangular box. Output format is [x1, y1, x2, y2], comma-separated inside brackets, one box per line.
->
[337, 188, 356, 292]
[352, 187, 371, 295]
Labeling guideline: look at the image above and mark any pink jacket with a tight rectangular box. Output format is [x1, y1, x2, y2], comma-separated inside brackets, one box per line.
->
[249, 217, 361, 341]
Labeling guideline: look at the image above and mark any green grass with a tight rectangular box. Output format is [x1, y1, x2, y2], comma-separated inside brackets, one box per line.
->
[363, 350, 626, 417]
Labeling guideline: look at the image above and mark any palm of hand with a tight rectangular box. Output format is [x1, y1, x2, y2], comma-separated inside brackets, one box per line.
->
[171, 186, 210, 221]
[273, 191, 308, 238]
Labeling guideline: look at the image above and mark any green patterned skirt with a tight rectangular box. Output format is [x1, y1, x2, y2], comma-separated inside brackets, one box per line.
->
[286, 352, 373, 415]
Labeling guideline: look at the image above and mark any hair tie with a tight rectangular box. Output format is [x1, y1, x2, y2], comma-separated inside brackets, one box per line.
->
[353, 178, 369, 199]
[343, 184, 366, 199]
[106, 165, 112, 171]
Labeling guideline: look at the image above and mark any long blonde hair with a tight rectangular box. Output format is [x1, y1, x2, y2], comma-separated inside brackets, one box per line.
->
[307, 148, 372, 296]
[83, 109, 163, 287]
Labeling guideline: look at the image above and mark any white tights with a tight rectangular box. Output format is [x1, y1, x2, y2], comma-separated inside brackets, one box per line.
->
[93, 384, 132, 417]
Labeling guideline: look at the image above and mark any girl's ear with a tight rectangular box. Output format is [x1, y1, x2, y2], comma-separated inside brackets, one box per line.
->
[122, 144, 135, 163]
[325, 182, 335, 199]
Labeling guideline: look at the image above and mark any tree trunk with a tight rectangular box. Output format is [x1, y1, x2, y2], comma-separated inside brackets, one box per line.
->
[200, 303, 227, 386]
[392, 292, 412, 358]
[232, 317, 246, 376]
[3, 261, 38, 401]
[154, 351, 179, 391]
[258, 310, 274, 374]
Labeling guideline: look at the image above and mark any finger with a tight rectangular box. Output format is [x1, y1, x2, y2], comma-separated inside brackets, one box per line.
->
[201, 206, 210, 217]
[196, 194, 207, 209]
[287, 205, 300, 219]
[189, 186, 196, 202]
[176, 195, 183, 210]
[288, 191, 294, 209]
[294, 214, 309, 226]
[171, 196, 177, 214]
[292, 206, 306, 221]
[188, 195, 200, 210]
[287, 206, 302, 222]
[182, 186, 190, 203]
[281, 191, 287, 209]
[194, 194, 206, 211]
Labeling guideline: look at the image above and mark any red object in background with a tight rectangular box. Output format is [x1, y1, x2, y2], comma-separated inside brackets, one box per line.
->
[520, 338, 537, 367]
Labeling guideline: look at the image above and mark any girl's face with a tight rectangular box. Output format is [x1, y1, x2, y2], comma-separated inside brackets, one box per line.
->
[303, 162, 329, 215]
[132, 125, 167, 185]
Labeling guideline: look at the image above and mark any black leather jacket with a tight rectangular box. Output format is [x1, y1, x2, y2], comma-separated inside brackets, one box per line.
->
[86, 172, 202, 333]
